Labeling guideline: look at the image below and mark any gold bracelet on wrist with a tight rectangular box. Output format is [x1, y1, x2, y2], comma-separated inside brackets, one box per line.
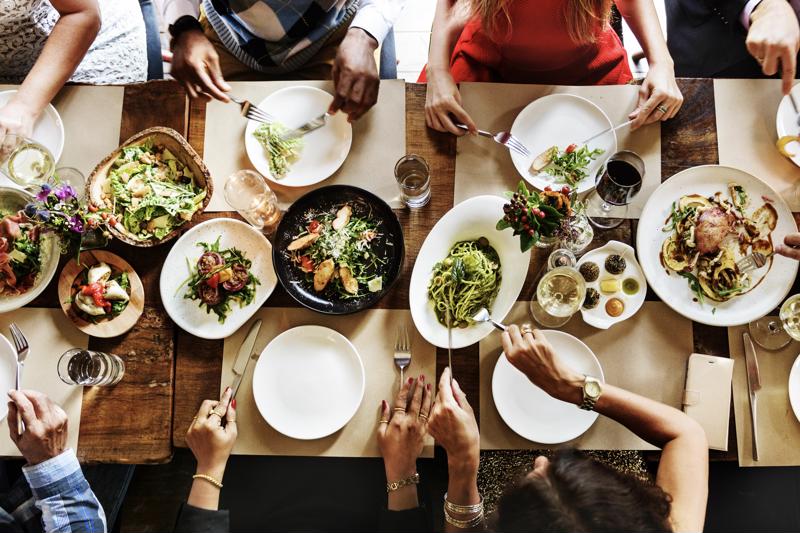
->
[444, 506, 485, 529]
[386, 472, 420, 493]
[192, 473, 223, 489]
[444, 493, 484, 515]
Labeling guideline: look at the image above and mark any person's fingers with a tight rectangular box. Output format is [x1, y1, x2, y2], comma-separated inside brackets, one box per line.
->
[762, 47, 779, 76]
[394, 376, 413, 411]
[452, 378, 472, 413]
[428, 110, 446, 133]
[182, 81, 199, 100]
[195, 67, 230, 102]
[8, 390, 36, 427]
[776, 243, 800, 260]
[195, 399, 217, 423]
[747, 40, 765, 67]
[508, 324, 524, 347]
[218, 387, 232, 415]
[438, 367, 455, 404]
[377, 399, 390, 438]
[333, 72, 354, 117]
[785, 233, 800, 247]
[448, 102, 477, 134]
[207, 55, 231, 93]
[7, 402, 18, 441]
[408, 375, 424, 416]
[438, 110, 466, 136]
[225, 397, 237, 435]
[500, 329, 513, 357]
[23, 390, 51, 420]
[781, 47, 797, 95]
[531, 329, 547, 344]
[420, 382, 433, 419]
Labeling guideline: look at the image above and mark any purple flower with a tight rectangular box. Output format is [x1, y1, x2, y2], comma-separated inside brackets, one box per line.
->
[67, 215, 84, 234]
[54, 184, 76, 201]
[36, 209, 51, 222]
[35, 184, 52, 202]
[24, 203, 36, 217]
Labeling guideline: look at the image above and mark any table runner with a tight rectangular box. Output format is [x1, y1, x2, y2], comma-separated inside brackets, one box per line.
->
[0, 309, 87, 457]
[202, 80, 406, 212]
[729, 323, 800, 467]
[454, 83, 661, 218]
[479, 301, 692, 450]
[714, 79, 800, 212]
[221, 308, 435, 457]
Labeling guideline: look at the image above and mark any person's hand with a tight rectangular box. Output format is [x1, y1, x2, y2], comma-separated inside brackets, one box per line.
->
[427, 367, 479, 473]
[7, 390, 68, 465]
[424, 66, 476, 136]
[378, 375, 432, 480]
[170, 28, 231, 102]
[186, 387, 237, 479]
[629, 61, 683, 129]
[501, 325, 584, 404]
[0, 98, 37, 139]
[776, 233, 800, 260]
[747, 0, 800, 95]
[329, 28, 380, 122]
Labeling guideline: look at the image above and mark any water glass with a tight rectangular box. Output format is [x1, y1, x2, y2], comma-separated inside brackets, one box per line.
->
[51, 167, 86, 200]
[0, 133, 55, 188]
[58, 349, 125, 387]
[224, 170, 281, 230]
[588, 150, 645, 229]
[395, 154, 431, 208]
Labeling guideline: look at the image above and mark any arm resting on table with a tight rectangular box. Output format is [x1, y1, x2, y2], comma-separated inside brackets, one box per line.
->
[174, 503, 229, 533]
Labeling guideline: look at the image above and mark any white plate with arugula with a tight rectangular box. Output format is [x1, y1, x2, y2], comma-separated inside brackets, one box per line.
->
[509, 94, 616, 194]
[160, 218, 277, 339]
[244, 86, 352, 188]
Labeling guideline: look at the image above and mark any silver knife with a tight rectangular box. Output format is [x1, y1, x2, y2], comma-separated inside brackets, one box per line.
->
[230, 319, 262, 400]
[580, 119, 633, 146]
[743, 332, 762, 461]
[280, 112, 331, 141]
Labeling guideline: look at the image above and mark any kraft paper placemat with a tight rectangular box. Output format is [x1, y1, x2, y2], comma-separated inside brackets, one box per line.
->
[203, 80, 406, 211]
[480, 301, 692, 450]
[222, 308, 435, 457]
[0, 85, 123, 183]
[715, 79, 800, 212]
[729, 323, 800, 467]
[454, 83, 661, 218]
[0, 309, 87, 457]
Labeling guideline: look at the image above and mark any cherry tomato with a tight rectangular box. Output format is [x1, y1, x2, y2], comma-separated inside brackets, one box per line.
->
[81, 282, 109, 309]
[537, 210, 546, 219]
[561, 186, 571, 195]
[565, 144, 577, 153]
[544, 186, 552, 192]
[206, 272, 220, 290]
[308, 220, 321, 233]
[299, 255, 314, 273]
[88, 204, 99, 213]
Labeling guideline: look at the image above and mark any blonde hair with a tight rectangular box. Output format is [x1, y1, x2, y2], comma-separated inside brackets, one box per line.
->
[469, 0, 613, 43]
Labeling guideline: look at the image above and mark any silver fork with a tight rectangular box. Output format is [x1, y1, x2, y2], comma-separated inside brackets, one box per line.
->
[229, 96, 275, 124]
[455, 124, 531, 157]
[394, 326, 411, 386]
[281, 112, 331, 141]
[9, 323, 28, 436]
[737, 251, 773, 274]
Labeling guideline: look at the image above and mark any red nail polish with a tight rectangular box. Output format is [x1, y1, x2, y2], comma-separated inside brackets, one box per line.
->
[381, 400, 386, 408]
[231, 398, 236, 409]
[426, 383, 431, 391]
[420, 375, 425, 382]
[408, 377, 413, 384]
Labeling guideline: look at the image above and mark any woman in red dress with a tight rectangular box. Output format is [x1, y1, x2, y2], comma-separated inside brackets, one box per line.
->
[423, 0, 683, 135]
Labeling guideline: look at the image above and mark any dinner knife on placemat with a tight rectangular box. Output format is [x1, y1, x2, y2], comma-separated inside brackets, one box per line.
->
[743, 332, 762, 461]
[231, 319, 262, 400]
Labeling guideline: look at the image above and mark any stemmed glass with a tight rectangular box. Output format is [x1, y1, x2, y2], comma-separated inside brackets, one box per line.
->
[529, 249, 585, 328]
[224, 170, 281, 232]
[748, 294, 800, 350]
[587, 150, 644, 229]
[0, 133, 55, 188]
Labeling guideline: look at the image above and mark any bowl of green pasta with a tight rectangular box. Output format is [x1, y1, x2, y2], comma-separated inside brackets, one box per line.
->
[409, 195, 532, 349]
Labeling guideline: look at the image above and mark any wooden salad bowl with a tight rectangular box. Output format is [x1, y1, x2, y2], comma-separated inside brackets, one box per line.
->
[58, 250, 145, 338]
[85, 126, 213, 247]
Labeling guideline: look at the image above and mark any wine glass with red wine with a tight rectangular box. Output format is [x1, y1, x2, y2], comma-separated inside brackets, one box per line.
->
[587, 150, 644, 229]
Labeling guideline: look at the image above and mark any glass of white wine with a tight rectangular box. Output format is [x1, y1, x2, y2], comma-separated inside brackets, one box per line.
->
[0, 134, 55, 188]
[224, 170, 281, 231]
[748, 294, 800, 350]
[530, 265, 586, 328]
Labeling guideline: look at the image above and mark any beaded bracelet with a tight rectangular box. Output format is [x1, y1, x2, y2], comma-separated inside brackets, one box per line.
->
[192, 473, 223, 489]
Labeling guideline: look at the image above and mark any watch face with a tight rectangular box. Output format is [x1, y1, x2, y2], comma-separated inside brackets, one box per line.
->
[585, 381, 601, 398]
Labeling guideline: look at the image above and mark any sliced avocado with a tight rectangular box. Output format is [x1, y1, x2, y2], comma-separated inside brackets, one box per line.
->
[162, 148, 177, 161]
[368, 277, 383, 292]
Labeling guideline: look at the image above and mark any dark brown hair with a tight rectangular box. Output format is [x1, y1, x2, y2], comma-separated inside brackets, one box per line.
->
[492, 449, 673, 532]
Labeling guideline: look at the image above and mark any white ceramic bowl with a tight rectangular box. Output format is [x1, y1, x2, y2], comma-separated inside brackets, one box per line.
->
[0, 90, 64, 162]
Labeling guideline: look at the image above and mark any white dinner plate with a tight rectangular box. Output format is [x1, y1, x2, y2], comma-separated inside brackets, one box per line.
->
[509, 94, 616, 194]
[789, 353, 800, 424]
[252, 325, 365, 440]
[159, 218, 277, 339]
[244, 86, 352, 187]
[0, 334, 17, 421]
[492, 330, 603, 443]
[409, 195, 531, 349]
[0, 90, 64, 162]
[637, 165, 798, 327]
[776, 85, 800, 168]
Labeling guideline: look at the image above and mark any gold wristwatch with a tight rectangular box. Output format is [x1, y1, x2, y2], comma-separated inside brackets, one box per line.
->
[579, 376, 603, 411]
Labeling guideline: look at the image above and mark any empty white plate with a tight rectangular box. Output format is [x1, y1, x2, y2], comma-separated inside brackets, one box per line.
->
[160, 218, 277, 340]
[0, 90, 64, 162]
[252, 325, 365, 440]
[492, 330, 604, 444]
[0, 334, 16, 421]
[244, 86, 352, 187]
[510, 93, 616, 194]
[789, 353, 800, 424]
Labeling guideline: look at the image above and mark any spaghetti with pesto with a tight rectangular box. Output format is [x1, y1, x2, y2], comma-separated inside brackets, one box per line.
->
[427, 237, 501, 327]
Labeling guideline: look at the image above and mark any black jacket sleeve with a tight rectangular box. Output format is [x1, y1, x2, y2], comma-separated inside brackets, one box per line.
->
[379, 506, 430, 533]
[174, 503, 230, 533]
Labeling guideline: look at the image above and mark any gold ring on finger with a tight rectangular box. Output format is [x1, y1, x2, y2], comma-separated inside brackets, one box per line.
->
[208, 410, 223, 418]
[656, 104, 668, 114]
[419, 413, 429, 421]
[393, 407, 406, 413]
[521, 324, 534, 335]
[379, 419, 390, 424]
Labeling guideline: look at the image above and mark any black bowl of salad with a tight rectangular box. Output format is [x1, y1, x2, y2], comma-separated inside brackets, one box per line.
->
[273, 185, 404, 314]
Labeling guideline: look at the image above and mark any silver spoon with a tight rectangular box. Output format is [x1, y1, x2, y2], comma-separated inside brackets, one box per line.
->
[472, 308, 507, 331]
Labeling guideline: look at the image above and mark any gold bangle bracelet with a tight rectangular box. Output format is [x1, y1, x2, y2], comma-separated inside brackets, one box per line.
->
[444, 493, 484, 515]
[444, 506, 485, 529]
[192, 473, 223, 489]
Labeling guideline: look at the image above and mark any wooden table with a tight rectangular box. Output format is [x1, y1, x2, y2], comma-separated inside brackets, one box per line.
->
[171, 78, 773, 460]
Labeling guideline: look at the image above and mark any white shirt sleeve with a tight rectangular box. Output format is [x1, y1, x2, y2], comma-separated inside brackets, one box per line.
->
[351, 0, 406, 44]
[740, 0, 764, 29]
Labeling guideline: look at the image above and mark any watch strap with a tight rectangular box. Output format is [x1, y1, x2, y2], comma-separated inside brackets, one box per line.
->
[168, 15, 204, 42]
